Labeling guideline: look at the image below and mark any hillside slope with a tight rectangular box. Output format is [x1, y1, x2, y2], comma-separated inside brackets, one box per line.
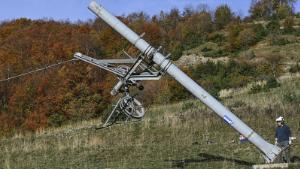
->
[0, 77, 299, 169]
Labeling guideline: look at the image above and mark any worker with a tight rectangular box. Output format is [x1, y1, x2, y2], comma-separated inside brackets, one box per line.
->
[275, 116, 292, 163]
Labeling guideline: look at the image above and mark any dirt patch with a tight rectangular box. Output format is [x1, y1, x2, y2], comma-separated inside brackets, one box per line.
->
[176, 54, 230, 67]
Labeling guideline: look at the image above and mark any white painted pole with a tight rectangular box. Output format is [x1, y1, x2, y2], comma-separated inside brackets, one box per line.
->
[88, 1, 281, 163]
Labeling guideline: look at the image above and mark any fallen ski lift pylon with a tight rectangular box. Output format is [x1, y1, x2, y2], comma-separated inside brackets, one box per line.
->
[80, 1, 286, 163]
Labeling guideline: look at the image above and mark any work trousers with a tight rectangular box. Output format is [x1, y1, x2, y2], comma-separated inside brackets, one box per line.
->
[277, 141, 290, 163]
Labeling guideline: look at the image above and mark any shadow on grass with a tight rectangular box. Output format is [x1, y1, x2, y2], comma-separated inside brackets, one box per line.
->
[168, 153, 255, 168]
[291, 156, 300, 163]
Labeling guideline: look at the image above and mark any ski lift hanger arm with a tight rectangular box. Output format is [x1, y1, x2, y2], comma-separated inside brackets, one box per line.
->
[74, 52, 127, 77]
[74, 52, 162, 81]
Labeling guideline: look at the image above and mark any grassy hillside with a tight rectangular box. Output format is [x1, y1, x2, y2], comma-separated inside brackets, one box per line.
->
[0, 77, 299, 169]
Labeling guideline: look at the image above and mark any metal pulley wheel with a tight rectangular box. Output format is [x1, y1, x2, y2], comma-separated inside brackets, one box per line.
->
[119, 96, 145, 118]
[117, 65, 130, 75]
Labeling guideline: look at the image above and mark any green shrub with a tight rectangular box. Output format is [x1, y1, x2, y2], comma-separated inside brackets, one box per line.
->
[276, 4, 293, 19]
[252, 24, 268, 40]
[208, 87, 220, 99]
[208, 33, 225, 44]
[226, 22, 242, 52]
[48, 114, 65, 127]
[191, 61, 263, 98]
[294, 29, 300, 36]
[266, 19, 280, 33]
[283, 16, 295, 33]
[201, 47, 212, 52]
[249, 77, 280, 94]
[289, 62, 300, 73]
[202, 49, 228, 58]
[170, 42, 184, 61]
[182, 33, 206, 50]
[266, 77, 280, 89]
[241, 50, 256, 60]
[215, 5, 233, 30]
[229, 100, 246, 108]
[283, 92, 300, 104]
[238, 28, 259, 48]
[268, 35, 290, 46]
[155, 78, 191, 104]
[182, 102, 195, 112]
[169, 83, 191, 101]
[249, 84, 267, 94]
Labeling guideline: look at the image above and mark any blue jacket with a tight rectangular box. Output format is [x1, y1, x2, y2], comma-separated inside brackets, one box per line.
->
[275, 125, 291, 143]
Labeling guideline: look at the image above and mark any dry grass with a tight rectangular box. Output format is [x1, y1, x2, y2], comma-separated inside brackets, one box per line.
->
[0, 78, 299, 169]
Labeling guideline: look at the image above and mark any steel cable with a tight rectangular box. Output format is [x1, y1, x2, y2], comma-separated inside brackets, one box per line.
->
[0, 58, 78, 82]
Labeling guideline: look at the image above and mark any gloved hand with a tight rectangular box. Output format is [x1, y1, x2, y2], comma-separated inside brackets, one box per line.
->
[289, 139, 292, 145]
[275, 139, 278, 145]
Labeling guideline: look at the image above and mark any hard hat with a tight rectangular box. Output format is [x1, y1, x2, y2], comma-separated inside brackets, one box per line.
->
[276, 116, 284, 122]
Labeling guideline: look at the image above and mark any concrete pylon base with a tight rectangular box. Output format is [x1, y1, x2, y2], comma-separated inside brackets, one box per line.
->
[253, 163, 300, 169]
